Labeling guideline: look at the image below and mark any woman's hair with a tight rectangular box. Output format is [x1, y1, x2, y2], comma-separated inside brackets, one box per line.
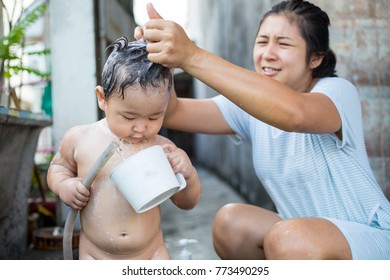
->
[259, 0, 337, 78]
[101, 37, 173, 99]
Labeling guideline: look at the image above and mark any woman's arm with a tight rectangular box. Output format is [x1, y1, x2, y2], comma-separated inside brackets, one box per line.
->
[143, 4, 341, 134]
[178, 48, 340, 134]
[164, 87, 233, 134]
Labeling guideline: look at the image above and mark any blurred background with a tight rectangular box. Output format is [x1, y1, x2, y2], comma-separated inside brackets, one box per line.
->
[0, 0, 389, 259]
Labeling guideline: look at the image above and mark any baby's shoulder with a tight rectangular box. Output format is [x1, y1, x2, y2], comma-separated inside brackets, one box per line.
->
[64, 123, 96, 138]
[59, 123, 100, 150]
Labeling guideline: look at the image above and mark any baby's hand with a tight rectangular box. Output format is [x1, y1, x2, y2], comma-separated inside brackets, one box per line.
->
[163, 143, 201, 210]
[163, 144, 193, 180]
[59, 178, 90, 210]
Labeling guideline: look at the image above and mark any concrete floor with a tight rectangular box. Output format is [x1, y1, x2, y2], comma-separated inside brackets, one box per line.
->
[22, 165, 245, 260]
[161, 165, 245, 260]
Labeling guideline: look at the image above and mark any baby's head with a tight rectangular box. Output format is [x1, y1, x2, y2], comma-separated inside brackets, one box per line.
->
[101, 37, 172, 99]
[97, 37, 173, 144]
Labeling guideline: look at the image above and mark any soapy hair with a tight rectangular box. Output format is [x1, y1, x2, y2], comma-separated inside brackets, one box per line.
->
[101, 37, 173, 99]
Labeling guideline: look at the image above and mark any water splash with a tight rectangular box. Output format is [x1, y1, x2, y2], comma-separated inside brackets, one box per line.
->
[117, 138, 133, 161]
[116, 143, 125, 160]
[98, 120, 132, 162]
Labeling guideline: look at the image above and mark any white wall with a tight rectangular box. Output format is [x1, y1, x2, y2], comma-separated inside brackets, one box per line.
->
[50, 0, 98, 149]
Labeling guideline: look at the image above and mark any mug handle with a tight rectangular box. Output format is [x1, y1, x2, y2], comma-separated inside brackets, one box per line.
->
[175, 172, 187, 190]
[164, 150, 187, 191]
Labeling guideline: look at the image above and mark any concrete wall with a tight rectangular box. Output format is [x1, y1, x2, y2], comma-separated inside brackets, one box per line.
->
[50, 0, 136, 150]
[50, 0, 98, 149]
[319, 0, 390, 198]
[188, 0, 390, 206]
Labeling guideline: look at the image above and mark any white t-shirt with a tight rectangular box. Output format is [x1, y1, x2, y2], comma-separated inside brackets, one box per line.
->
[213, 77, 390, 230]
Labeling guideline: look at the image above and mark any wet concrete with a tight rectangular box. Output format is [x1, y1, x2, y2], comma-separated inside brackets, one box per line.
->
[161, 165, 245, 260]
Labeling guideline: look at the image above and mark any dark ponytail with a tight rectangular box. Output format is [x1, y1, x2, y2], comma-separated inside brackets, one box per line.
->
[313, 48, 337, 78]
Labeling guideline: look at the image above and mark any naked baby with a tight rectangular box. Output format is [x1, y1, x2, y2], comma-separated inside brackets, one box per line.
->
[47, 37, 202, 259]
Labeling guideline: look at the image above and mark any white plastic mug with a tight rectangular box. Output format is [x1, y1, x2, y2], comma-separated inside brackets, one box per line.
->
[110, 145, 187, 213]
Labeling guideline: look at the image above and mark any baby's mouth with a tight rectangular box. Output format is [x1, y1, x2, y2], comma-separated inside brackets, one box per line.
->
[128, 136, 146, 144]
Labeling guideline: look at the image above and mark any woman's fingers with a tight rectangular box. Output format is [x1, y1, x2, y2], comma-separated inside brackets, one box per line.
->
[146, 3, 163, 19]
[134, 26, 143, 40]
[133, 2, 163, 41]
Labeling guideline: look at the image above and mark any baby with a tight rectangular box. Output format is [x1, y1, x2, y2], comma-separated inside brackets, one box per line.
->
[47, 37, 202, 259]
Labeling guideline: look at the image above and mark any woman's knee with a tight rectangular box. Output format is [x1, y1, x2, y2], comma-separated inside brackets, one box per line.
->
[264, 219, 313, 259]
[263, 218, 350, 259]
[213, 204, 239, 241]
[212, 203, 244, 257]
[213, 203, 287, 259]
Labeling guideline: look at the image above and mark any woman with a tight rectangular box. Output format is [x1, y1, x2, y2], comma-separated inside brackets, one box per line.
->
[136, 0, 390, 259]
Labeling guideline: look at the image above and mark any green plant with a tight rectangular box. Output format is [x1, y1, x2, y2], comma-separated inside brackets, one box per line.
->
[0, 1, 50, 108]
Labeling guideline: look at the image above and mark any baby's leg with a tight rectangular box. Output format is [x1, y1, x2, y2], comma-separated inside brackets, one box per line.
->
[78, 232, 96, 260]
[151, 240, 171, 260]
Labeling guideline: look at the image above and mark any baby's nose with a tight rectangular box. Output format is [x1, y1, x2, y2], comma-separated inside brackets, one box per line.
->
[132, 123, 146, 133]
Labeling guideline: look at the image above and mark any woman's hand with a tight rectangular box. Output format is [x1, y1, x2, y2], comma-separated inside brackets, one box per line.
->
[135, 3, 199, 69]
[134, 3, 161, 40]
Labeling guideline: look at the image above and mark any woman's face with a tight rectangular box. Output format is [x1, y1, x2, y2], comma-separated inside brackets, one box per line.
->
[253, 14, 313, 92]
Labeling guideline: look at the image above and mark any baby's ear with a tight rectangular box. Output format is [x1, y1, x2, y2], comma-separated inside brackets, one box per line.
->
[96, 86, 107, 111]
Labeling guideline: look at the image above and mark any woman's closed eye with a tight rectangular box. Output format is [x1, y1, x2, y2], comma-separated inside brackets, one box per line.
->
[256, 40, 267, 45]
[279, 41, 292, 47]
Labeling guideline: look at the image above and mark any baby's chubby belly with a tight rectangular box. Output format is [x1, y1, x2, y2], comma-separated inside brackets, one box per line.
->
[80, 181, 162, 256]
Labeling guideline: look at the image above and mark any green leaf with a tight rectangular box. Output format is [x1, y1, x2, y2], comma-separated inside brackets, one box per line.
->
[0, 2, 51, 80]
[6, 3, 48, 46]
[8, 65, 51, 79]
[25, 49, 51, 56]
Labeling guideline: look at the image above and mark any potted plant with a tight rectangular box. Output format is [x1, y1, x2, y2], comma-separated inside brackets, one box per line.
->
[0, 0, 50, 109]
[0, 0, 52, 259]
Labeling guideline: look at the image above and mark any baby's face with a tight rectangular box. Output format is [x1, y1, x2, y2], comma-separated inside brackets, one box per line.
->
[105, 85, 169, 144]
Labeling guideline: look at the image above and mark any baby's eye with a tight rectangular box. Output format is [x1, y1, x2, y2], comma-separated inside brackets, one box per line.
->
[123, 115, 135, 121]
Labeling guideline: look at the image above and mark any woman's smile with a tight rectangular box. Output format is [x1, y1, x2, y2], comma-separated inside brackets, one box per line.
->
[262, 67, 280, 77]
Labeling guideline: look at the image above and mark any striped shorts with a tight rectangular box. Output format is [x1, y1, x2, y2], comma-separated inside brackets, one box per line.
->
[326, 218, 390, 260]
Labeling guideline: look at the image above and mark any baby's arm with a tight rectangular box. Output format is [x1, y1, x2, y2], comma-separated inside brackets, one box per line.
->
[163, 143, 202, 210]
[47, 127, 90, 210]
